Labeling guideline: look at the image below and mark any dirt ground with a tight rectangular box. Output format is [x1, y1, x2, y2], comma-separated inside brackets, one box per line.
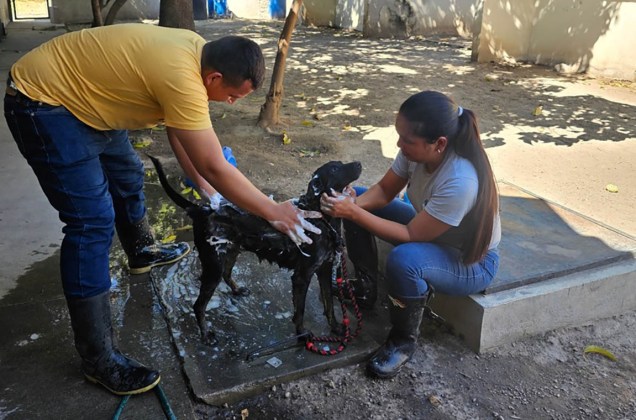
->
[136, 19, 636, 419]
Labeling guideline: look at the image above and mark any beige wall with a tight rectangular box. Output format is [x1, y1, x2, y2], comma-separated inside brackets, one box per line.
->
[303, 0, 365, 31]
[228, 0, 269, 19]
[476, 0, 535, 61]
[586, 2, 636, 80]
[45, 0, 295, 25]
[302, 0, 338, 26]
[50, 0, 159, 24]
[12, 0, 635, 80]
[363, 0, 481, 38]
[303, 0, 481, 37]
[0, 0, 9, 30]
[477, 0, 636, 80]
[335, 0, 365, 31]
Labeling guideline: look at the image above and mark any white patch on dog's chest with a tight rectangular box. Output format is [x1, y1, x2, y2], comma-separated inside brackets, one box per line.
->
[206, 236, 232, 253]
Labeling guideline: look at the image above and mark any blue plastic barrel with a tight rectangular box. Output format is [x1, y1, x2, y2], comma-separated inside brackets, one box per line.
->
[208, 0, 227, 17]
[269, 0, 286, 18]
[185, 146, 237, 188]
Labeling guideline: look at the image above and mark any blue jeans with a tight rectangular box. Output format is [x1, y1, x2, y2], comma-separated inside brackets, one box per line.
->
[4, 91, 146, 298]
[353, 187, 499, 299]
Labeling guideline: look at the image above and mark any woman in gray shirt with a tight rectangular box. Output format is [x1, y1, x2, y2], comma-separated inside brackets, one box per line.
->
[320, 90, 500, 379]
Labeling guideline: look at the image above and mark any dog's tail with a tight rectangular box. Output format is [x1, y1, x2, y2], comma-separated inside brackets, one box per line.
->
[146, 154, 199, 211]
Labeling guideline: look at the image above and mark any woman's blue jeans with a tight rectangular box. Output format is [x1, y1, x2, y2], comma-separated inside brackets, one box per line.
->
[352, 187, 499, 299]
[4, 93, 146, 298]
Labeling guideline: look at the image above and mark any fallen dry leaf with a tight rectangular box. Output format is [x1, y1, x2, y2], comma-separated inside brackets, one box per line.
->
[282, 130, 291, 145]
[605, 183, 619, 193]
[584, 345, 617, 361]
[532, 105, 543, 116]
[132, 136, 153, 149]
[161, 234, 176, 244]
[428, 394, 442, 407]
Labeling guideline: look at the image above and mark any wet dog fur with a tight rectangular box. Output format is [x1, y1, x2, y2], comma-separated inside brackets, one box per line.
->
[148, 155, 362, 345]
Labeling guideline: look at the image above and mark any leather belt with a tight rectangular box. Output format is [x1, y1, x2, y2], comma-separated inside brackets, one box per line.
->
[6, 85, 19, 96]
[6, 75, 20, 96]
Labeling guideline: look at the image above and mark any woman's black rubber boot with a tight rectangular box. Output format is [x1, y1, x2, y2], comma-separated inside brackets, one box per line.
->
[366, 294, 427, 379]
[116, 216, 190, 274]
[66, 292, 161, 395]
[343, 219, 378, 309]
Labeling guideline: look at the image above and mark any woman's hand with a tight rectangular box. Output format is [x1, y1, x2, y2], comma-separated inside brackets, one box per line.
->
[268, 200, 322, 245]
[320, 186, 357, 218]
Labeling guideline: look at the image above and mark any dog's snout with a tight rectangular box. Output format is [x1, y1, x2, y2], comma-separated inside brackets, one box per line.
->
[348, 161, 362, 178]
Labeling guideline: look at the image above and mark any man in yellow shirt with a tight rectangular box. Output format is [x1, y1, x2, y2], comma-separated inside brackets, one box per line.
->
[4, 23, 320, 396]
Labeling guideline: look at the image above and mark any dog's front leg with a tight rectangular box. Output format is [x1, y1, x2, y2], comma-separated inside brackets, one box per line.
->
[316, 261, 344, 336]
[194, 251, 225, 346]
[290, 268, 316, 340]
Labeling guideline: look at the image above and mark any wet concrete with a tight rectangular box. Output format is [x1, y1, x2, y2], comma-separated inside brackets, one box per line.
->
[139, 178, 388, 405]
[0, 168, 385, 417]
[151, 251, 386, 405]
[0, 23, 66, 299]
[0, 252, 197, 419]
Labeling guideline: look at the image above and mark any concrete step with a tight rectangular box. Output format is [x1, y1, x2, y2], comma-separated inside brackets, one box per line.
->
[431, 257, 636, 352]
[426, 182, 636, 352]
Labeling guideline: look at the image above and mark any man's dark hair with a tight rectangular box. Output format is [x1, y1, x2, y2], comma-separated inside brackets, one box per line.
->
[201, 36, 265, 90]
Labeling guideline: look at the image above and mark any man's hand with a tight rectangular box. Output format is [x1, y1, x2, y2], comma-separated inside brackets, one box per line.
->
[268, 201, 322, 245]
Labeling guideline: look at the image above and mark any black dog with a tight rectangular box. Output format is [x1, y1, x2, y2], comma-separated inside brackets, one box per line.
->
[148, 155, 362, 346]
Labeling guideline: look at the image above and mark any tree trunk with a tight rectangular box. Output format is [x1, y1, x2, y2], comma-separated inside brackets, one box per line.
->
[257, 0, 303, 130]
[91, 0, 104, 27]
[104, 0, 129, 25]
[193, 0, 208, 20]
[159, 0, 195, 31]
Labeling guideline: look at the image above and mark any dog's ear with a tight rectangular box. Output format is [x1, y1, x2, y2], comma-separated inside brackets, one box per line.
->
[307, 173, 324, 197]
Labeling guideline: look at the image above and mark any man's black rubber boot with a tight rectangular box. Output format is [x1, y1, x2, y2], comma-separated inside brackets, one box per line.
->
[116, 216, 190, 274]
[344, 219, 378, 309]
[366, 294, 427, 379]
[67, 292, 160, 395]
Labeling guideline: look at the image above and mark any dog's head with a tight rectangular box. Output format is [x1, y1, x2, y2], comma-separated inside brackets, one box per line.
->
[302, 161, 362, 208]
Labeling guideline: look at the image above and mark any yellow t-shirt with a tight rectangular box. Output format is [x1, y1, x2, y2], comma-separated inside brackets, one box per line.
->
[11, 23, 211, 131]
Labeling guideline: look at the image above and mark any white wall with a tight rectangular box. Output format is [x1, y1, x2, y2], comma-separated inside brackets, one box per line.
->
[363, 0, 481, 38]
[587, 2, 636, 80]
[302, 0, 364, 30]
[305, 0, 480, 37]
[302, 0, 338, 27]
[22, 0, 636, 81]
[227, 0, 268, 19]
[50, 0, 160, 24]
[477, 0, 636, 80]
[335, 0, 365, 31]
[227, 0, 293, 20]
[476, 0, 535, 62]
[0, 1, 9, 30]
[50, 0, 295, 23]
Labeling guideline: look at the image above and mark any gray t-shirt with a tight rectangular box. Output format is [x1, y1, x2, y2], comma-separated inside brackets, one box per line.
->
[391, 150, 501, 251]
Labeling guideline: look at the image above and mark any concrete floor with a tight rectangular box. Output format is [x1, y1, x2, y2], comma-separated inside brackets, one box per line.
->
[1, 21, 635, 419]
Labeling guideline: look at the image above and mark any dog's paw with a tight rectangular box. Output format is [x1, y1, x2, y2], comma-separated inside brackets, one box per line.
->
[225, 279, 251, 297]
[296, 328, 313, 343]
[202, 330, 219, 347]
[331, 322, 347, 338]
[232, 286, 251, 297]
